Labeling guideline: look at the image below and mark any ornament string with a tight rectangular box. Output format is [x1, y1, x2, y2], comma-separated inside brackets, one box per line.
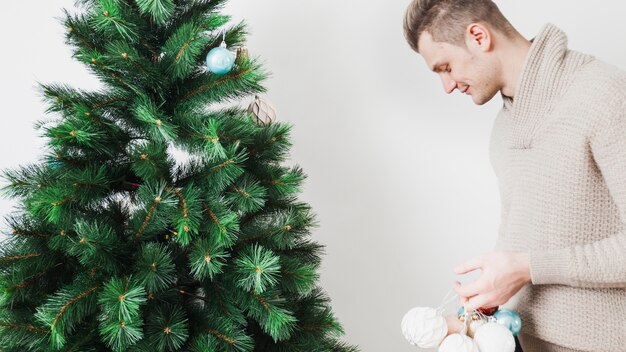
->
[461, 311, 470, 335]
[435, 288, 459, 314]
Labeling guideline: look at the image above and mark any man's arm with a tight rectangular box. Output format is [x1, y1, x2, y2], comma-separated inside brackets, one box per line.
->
[529, 100, 626, 287]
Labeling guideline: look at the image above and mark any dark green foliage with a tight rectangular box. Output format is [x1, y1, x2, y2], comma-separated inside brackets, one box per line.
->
[135, 243, 176, 293]
[97, 276, 147, 351]
[135, 0, 176, 25]
[145, 305, 188, 351]
[0, 0, 357, 351]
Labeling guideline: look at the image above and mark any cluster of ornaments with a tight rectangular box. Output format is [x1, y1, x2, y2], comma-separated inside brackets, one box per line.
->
[401, 305, 521, 352]
[202, 29, 277, 126]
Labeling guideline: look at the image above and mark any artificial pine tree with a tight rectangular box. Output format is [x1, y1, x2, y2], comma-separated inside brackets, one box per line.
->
[0, 1, 358, 351]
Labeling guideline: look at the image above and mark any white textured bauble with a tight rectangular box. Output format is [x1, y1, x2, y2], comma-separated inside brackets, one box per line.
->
[473, 322, 516, 352]
[247, 95, 276, 125]
[401, 307, 448, 348]
[467, 318, 487, 338]
[438, 333, 480, 352]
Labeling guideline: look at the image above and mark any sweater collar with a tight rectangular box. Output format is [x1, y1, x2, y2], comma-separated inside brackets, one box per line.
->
[501, 23, 592, 149]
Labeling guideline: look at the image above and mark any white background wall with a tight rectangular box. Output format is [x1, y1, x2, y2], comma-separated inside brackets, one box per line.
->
[1, 1, 626, 351]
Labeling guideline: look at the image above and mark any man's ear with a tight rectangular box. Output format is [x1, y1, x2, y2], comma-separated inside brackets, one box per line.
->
[465, 23, 492, 52]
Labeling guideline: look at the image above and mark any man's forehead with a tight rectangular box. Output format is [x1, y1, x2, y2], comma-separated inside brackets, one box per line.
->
[418, 32, 447, 71]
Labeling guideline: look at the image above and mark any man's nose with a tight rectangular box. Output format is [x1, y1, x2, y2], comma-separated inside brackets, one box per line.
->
[442, 77, 457, 94]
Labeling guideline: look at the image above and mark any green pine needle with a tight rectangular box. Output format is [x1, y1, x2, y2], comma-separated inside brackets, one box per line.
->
[130, 141, 173, 183]
[146, 305, 189, 352]
[131, 181, 178, 241]
[203, 146, 247, 192]
[193, 315, 254, 352]
[132, 95, 178, 142]
[170, 183, 202, 246]
[34, 277, 100, 349]
[0, 163, 54, 199]
[97, 276, 147, 323]
[99, 315, 144, 352]
[90, 0, 138, 41]
[189, 237, 229, 281]
[26, 186, 74, 225]
[225, 176, 267, 213]
[234, 244, 281, 294]
[162, 21, 212, 80]
[279, 258, 318, 295]
[245, 289, 297, 342]
[134, 243, 176, 293]
[204, 201, 240, 248]
[68, 220, 121, 274]
[134, 0, 175, 25]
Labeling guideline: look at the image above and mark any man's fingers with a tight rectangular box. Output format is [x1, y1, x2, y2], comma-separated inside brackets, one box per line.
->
[454, 256, 484, 275]
[456, 290, 468, 306]
[453, 278, 485, 298]
[464, 293, 491, 312]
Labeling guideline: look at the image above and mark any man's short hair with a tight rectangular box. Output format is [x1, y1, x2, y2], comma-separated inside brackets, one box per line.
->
[403, 0, 514, 52]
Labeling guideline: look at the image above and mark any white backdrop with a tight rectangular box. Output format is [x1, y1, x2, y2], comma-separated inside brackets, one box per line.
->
[1, 1, 626, 351]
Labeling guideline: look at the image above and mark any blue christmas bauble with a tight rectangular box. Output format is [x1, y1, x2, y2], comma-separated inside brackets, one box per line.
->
[493, 308, 522, 336]
[205, 42, 234, 75]
[457, 306, 465, 317]
[48, 161, 61, 170]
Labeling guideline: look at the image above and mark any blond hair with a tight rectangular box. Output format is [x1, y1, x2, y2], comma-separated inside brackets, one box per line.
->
[403, 0, 514, 52]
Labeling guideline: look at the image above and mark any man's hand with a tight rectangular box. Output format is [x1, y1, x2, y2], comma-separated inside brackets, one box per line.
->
[452, 251, 532, 312]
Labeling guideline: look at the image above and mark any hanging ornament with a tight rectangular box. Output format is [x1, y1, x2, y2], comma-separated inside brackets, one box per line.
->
[479, 306, 499, 316]
[438, 333, 480, 352]
[47, 154, 63, 170]
[493, 308, 522, 336]
[457, 305, 498, 317]
[401, 307, 448, 348]
[458, 311, 479, 323]
[456, 311, 484, 340]
[206, 29, 235, 75]
[473, 322, 516, 352]
[236, 46, 249, 64]
[466, 318, 486, 338]
[247, 95, 276, 125]
[457, 306, 465, 317]
[457, 307, 478, 319]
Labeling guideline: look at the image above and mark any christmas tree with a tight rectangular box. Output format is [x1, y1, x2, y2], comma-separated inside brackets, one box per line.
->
[0, 1, 358, 351]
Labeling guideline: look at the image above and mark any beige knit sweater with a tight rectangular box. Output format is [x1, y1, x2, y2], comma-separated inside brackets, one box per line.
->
[490, 23, 626, 351]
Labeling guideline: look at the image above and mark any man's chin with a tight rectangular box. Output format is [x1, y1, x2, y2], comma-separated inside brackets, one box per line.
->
[472, 97, 488, 106]
[471, 91, 497, 105]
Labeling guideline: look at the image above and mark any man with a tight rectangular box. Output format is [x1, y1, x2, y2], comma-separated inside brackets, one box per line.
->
[403, 0, 626, 351]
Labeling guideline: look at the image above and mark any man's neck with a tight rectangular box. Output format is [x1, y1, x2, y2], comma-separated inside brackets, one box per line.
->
[499, 36, 533, 98]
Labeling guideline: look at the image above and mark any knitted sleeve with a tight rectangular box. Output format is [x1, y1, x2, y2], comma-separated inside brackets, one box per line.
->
[528, 101, 626, 287]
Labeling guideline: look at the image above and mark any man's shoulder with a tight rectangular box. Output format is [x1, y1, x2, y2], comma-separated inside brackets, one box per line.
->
[569, 53, 626, 98]
[562, 53, 626, 128]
